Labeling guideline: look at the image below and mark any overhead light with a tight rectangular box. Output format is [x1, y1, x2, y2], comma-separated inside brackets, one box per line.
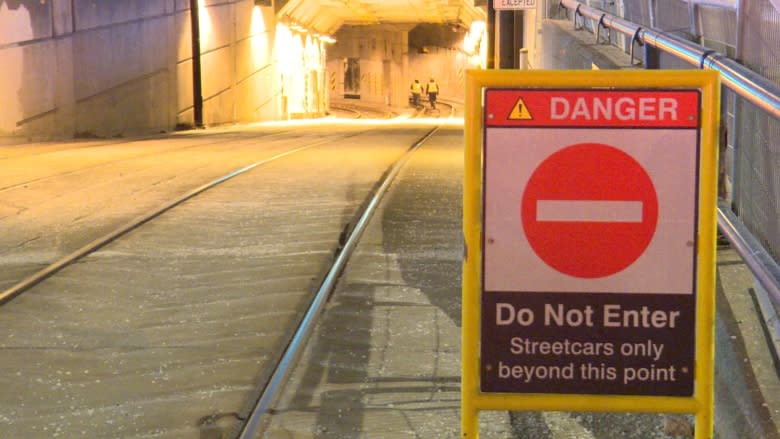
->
[320, 35, 337, 43]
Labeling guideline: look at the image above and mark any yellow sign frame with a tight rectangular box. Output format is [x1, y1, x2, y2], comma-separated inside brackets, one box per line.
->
[462, 69, 720, 438]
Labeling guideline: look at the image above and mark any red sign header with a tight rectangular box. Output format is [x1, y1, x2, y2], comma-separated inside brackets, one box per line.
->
[485, 89, 700, 128]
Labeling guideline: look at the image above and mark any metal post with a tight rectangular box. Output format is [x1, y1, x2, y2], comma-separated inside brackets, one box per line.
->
[498, 11, 515, 68]
[643, 44, 660, 69]
[648, 0, 657, 28]
[487, 0, 496, 68]
[734, 0, 746, 62]
[518, 48, 529, 69]
[189, 0, 204, 128]
[513, 10, 524, 68]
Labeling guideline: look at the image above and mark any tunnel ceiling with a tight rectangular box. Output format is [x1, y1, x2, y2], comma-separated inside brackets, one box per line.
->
[277, 0, 485, 35]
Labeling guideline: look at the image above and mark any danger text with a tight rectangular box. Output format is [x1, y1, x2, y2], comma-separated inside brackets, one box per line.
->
[550, 96, 678, 122]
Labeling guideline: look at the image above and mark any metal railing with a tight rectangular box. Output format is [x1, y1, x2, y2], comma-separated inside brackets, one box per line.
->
[559, 0, 780, 328]
[561, 0, 780, 119]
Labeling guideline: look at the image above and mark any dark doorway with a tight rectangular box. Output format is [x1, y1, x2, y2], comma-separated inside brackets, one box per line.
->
[343, 58, 360, 99]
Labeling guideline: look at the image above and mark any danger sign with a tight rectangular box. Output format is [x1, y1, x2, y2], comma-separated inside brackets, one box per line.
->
[521, 142, 658, 278]
[480, 87, 702, 396]
[463, 70, 719, 438]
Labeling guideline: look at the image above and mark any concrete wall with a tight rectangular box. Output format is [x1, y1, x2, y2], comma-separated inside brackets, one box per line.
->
[538, 19, 639, 70]
[0, 0, 280, 141]
[327, 24, 481, 110]
[408, 47, 472, 102]
[327, 26, 410, 108]
[275, 26, 328, 119]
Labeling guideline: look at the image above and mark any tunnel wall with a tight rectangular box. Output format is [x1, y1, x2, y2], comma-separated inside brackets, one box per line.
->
[408, 47, 471, 103]
[326, 26, 410, 109]
[327, 25, 477, 110]
[0, 0, 279, 141]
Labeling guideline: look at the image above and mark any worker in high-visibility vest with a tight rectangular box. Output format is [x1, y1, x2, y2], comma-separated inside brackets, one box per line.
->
[425, 77, 439, 109]
[410, 79, 423, 108]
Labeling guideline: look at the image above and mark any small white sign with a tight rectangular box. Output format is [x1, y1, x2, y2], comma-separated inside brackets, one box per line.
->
[493, 0, 537, 10]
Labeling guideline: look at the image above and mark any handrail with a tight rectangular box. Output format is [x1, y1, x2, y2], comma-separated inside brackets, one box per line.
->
[718, 201, 780, 348]
[703, 53, 780, 118]
[558, 0, 780, 313]
[718, 200, 780, 310]
[559, 0, 780, 120]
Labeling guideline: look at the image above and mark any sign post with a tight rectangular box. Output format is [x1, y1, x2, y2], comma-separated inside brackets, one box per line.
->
[462, 70, 719, 438]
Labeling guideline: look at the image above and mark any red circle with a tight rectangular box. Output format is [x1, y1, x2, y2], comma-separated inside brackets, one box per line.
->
[521, 143, 658, 278]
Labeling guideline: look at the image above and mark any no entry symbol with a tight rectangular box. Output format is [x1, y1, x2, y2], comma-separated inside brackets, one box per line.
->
[521, 143, 658, 278]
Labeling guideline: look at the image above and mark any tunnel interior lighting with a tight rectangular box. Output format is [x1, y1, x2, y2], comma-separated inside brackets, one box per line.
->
[462, 20, 486, 55]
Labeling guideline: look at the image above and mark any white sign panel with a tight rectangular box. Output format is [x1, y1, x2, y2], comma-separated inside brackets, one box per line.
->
[480, 88, 702, 397]
[493, 0, 537, 10]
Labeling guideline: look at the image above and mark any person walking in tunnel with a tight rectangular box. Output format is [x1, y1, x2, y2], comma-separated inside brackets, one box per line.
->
[410, 79, 423, 109]
[426, 77, 439, 110]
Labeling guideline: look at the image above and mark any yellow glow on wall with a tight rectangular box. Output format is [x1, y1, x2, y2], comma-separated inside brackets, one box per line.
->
[304, 34, 321, 71]
[275, 24, 304, 74]
[463, 20, 487, 68]
[273, 23, 329, 118]
[251, 6, 266, 34]
[198, 0, 213, 43]
[275, 23, 306, 114]
[250, 6, 270, 67]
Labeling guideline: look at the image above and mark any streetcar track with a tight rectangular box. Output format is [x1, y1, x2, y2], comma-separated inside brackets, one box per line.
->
[0, 129, 313, 193]
[328, 104, 363, 119]
[0, 122, 449, 438]
[410, 100, 457, 118]
[4, 137, 289, 207]
[0, 127, 297, 164]
[0, 131, 366, 305]
[236, 126, 440, 438]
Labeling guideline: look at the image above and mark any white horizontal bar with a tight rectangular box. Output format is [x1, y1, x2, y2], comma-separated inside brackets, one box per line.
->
[536, 200, 643, 222]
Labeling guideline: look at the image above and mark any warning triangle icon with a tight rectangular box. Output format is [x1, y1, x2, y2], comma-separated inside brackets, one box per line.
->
[508, 98, 532, 120]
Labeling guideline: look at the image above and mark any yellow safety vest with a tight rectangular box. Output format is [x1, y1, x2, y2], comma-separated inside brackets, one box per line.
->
[411, 82, 422, 94]
[427, 81, 439, 93]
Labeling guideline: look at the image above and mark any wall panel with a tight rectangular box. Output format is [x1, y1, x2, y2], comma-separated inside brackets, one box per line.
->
[1, 0, 280, 140]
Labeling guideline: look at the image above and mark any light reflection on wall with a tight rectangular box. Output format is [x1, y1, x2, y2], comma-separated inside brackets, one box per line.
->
[305, 34, 324, 114]
[275, 24, 304, 115]
[250, 6, 266, 34]
[198, 0, 213, 43]
[0, 2, 32, 132]
[274, 23, 328, 118]
[462, 20, 487, 68]
[250, 6, 270, 70]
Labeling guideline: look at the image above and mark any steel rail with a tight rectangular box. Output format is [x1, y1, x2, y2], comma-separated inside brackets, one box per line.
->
[236, 126, 440, 439]
[560, 0, 780, 119]
[440, 100, 458, 117]
[0, 134, 360, 305]
[327, 104, 363, 118]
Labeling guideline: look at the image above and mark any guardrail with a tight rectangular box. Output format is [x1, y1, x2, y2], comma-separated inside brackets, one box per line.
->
[559, 0, 780, 333]
[561, 0, 780, 120]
